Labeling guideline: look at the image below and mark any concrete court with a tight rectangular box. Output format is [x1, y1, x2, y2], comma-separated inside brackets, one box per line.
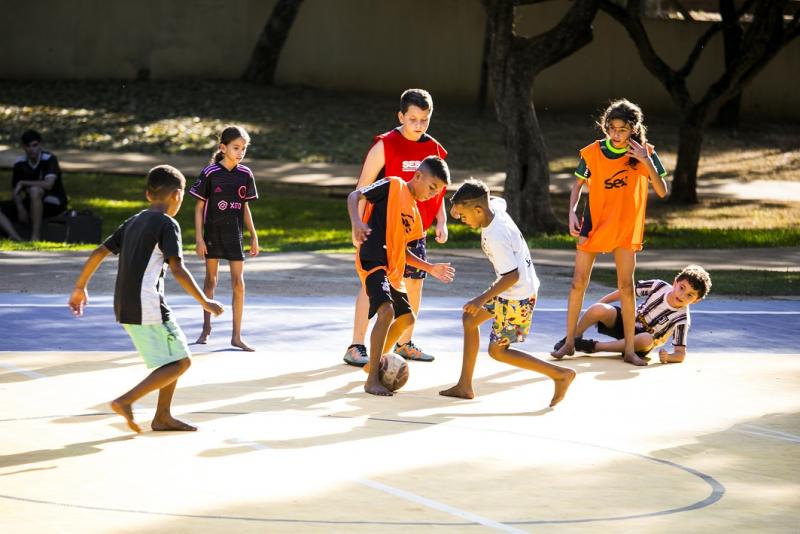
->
[1, 249, 799, 533]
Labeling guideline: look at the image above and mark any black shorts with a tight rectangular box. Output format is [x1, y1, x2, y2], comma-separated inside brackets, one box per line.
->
[204, 220, 244, 261]
[597, 305, 653, 358]
[362, 261, 413, 320]
[0, 198, 65, 222]
[403, 236, 427, 280]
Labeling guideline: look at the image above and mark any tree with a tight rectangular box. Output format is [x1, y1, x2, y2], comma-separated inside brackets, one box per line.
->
[600, 0, 800, 203]
[242, 0, 305, 84]
[482, 0, 600, 234]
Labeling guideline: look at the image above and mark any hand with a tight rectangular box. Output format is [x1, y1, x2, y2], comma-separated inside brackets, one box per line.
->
[463, 296, 485, 316]
[203, 299, 224, 316]
[68, 287, 88, 317]
[435, 221, 448, 244]
[249, 236, 259, 257]
[196, 239, 207, 260]
[351, 221, 371, 246]
[659, 348, 669, 364]
[568, 211, 581, 237]
[430, 262, 455, 284]
[626, 138, 650, 163]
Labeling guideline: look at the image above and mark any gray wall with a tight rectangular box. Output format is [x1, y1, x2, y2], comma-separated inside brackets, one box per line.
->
[1, 0, 798, 119]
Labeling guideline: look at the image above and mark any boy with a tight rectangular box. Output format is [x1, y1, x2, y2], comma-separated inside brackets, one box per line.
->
[440, 180, 575, 407]
[347, 156, 455, 396]
[343, 88, 448, 367]
[553, 265, 712, 364]
[68, 165, 224, 433]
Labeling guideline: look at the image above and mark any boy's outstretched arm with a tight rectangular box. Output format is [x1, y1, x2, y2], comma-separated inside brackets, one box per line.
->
[68, 245, 112, 316]
[659, 345, 686, 364]
[598, 289, 621, 304]
[463, 270, 519, 315]
[167, 256, 224, 316]
[406, 250, 454, 284]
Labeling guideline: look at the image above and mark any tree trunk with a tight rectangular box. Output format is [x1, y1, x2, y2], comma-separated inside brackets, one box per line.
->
[670, 120, 704, 204]
[493, 77, 561, 233]
[711, 0, 742, 128]
[242, 0, 304, 84]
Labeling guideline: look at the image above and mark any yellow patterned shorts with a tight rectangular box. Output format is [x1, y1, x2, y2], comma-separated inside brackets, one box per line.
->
[484, 296, 536, 345]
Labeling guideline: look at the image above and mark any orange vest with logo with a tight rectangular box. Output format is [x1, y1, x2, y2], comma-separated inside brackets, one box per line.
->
[356, 177, 424, 291]
[578, 140, 654, 253]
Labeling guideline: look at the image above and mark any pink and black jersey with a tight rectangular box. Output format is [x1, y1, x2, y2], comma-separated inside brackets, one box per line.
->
[189, 163, 258, 232]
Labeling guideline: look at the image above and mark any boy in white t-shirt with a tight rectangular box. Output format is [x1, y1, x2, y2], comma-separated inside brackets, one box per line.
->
[440, 180, 575, 407]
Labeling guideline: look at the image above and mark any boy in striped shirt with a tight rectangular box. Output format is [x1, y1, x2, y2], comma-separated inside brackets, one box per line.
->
[553, 265, 711, 364]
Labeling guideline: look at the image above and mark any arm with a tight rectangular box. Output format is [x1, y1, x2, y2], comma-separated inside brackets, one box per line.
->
[244, 202, 259, 256]
[568, 179, 586, 236]
[406, 249, 454, 284]
[659, 345, 686, 364]
[463, 270, 520, 316]
[347, 189, 371, 245]
[167, 256, 223, 316]
[628, 140, 668, 198]
[14, 175, 57, 195]
[194, 200, 207, 259]
[598, 289, 621, 304]
[68, 245, 112, 316]
[434, 199, 448, 244]
[354, 141, 386, 238]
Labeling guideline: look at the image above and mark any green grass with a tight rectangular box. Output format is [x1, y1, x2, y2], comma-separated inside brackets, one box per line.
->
[592, 268, 800, 297]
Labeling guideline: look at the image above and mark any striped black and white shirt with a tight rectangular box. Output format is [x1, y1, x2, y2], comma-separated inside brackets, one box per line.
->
[635, 279, 690, 347]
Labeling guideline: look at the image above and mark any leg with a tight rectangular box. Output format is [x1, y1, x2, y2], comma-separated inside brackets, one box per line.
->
[195, 259, 219, 344]
[552, 250, 597, 358]
[0, 211, 22, 241]
[151, 361, 197, 431]
[229, 260, 254, 351]
[488, 343, 576, 407]
[439, 308, 493, 399]
[575, 303, 618, 337]
[613, 248, 646, 366]
[365, 303, 394, 396]
[396, 277, 423, 346]
[594, 333, 655, 357]
[110, 358, 192, 433]
[351, 286, 370, 345]
[27, 186, 44, 241]
[383, 311, 415, 355]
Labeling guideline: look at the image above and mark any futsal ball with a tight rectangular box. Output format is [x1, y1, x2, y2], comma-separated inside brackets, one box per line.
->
[379, 353, 409, 391]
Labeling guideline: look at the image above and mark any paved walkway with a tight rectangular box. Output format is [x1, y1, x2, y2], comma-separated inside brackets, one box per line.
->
[2, 145, 799, 200]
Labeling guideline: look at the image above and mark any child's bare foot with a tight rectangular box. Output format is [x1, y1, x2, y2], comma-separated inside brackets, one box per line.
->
[439, 385, 474, 399]
[110, 399, 141, 433]
[550, 368, 576, 407]
[151, 416, 197, 431]
[550, 343, 575, 360]
[365, 379, 393, 396]
[195, 328, 211, 344]
[231, 338, 255, 352]
[623, 352, 648, 366]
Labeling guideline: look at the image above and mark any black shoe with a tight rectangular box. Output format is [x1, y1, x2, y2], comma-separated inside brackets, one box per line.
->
[553, 337, 567, 351]
[574, 337, 597, 354]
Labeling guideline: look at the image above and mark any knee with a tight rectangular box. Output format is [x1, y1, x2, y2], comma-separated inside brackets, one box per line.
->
[27, 186, 44, 199]
[617, 278, 634, 296]
[375, 302, 394, 324]
[232, 275, 245, 292]
[462, 311, 478, 328]
[177, 357, 191, 372]
[488, 342, 507, 360]
[204, 273, 217, 287]
[635, 333, 654, 350]
[571, 273, 590, 292]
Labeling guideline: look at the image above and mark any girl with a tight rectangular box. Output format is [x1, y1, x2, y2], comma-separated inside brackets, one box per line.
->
[190, 125, 259, 351]
[551, 99, 668, 366]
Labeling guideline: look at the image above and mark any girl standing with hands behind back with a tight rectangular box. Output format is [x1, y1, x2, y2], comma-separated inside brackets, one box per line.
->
[191, 125, 259, 351]
[551, 99, 668, 366]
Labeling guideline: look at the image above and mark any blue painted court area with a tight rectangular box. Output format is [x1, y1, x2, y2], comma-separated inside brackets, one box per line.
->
[1, 293, 798, 354]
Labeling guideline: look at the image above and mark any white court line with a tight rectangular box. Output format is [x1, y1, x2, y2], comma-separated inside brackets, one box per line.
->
[234, 437, 525, 532]
[737, 424, 800, 443]
[0, 303, 798, 315]
[733, 429, 800, 444]
[0, 361, 45, 379]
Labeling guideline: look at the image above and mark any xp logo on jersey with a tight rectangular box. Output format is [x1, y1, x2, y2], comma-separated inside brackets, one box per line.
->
[217, 200, 228, 211]
[402, 160, 421, 173]
[604, 170, 628, 189]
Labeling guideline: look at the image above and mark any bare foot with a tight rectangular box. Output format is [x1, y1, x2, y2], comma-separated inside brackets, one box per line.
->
[151, 416, 197, 432]
[231, 338, 255, 352]
[195, 327, 211, 344]
[550, 368, 576, 407]
[623, 352, 649, 366]
[439, 385, 474, 399]
[365, 380, 393, 396]
[550, 343, 575, 360]
[110, 399, 141, 433]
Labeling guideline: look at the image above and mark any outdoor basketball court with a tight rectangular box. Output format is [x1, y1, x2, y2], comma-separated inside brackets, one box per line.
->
[1, 284, 798, 533]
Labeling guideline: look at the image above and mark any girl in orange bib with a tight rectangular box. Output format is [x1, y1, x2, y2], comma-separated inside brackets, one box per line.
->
[552, 99, 668, 366]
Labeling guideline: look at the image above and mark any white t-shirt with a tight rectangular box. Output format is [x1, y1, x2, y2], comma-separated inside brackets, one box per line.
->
[480, 198, 540, 300]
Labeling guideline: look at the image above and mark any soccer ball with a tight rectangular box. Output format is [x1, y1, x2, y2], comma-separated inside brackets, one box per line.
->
[379, 353, 409, 391]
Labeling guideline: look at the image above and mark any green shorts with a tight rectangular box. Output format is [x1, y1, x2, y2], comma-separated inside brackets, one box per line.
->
[484, 296, 536, 345]
[122, 320, 191, 369]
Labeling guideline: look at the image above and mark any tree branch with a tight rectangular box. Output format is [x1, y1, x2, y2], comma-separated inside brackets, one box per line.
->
[522, 0, 600, 73]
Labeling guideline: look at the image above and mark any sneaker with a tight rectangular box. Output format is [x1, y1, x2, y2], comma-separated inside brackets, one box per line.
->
[553, 337, 567, 351]
[574, 337, 597, 354]
[395, 340, 435, 362]
[343, 344, 368, 367]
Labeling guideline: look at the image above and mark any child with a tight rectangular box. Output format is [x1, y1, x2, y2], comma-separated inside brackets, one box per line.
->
[551, 99, 668, 366]
[347, 156, 455, 396]
[191, 125, 259, 351]
[555, 265, 712, 364]
[343, 88, 449, 367]
[68, 165, 224, 433]
[440, 180, 575, 407]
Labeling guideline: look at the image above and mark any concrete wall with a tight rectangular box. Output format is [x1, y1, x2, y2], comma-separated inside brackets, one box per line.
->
[1, 0, 798, 119]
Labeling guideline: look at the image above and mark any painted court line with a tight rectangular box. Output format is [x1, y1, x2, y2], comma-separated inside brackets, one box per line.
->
[0, 361, 45, 379]
[735, 424, 800, 444]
